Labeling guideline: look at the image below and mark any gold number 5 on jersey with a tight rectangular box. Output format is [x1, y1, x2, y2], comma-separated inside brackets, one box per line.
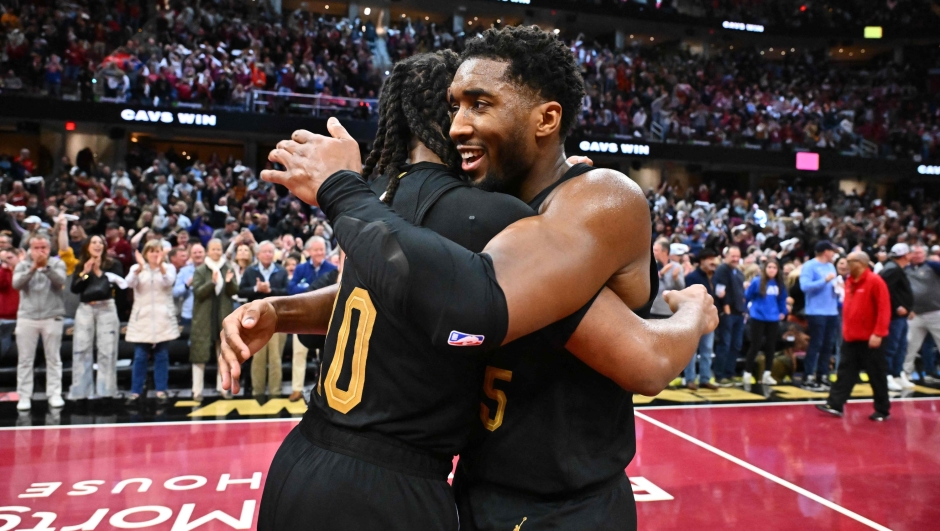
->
[480, 366, 513, 431]
[324, 287, 377, 413]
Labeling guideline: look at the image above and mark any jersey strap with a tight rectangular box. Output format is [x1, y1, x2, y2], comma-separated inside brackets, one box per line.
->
[527, 163, 594, 210]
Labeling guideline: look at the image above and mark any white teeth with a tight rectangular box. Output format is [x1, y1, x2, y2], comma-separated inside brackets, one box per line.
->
[460, 151, 483, 160]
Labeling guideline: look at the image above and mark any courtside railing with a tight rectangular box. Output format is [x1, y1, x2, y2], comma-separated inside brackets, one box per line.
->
[250, 90, 377, 118]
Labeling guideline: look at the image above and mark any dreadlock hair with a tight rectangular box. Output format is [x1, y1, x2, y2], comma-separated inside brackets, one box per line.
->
[462, 25, 585, 139]
[362, 51, 462, 205]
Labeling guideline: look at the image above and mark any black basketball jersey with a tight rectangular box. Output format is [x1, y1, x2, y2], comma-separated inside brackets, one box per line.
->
[305, 162, 536, 457]
[456, 164, 659, 496]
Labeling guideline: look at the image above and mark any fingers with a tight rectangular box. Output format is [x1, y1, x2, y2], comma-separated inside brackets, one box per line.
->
[327, 117, 354, 141]
[276, 139, 301, 154]
[241, 304, 261, 328]
[292, 129, 316, 143]
[268, 148, 290, 166]
[260, 169, 289, 185]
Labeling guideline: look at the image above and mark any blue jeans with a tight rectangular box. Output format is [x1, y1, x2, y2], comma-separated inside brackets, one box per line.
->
[922, 334, 939, 377]
[884, 318, 909, 377]
[684, 331, 714, 383]
[715, 314, 744, 379]
[131, 342, 170, 395]
[804, 314, 839, 380]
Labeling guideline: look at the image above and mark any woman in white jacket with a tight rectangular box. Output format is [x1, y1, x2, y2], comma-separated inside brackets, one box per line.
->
[125, 240, 180, 404]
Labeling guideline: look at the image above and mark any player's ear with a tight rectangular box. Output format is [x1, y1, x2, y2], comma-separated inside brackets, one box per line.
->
[534, 101, 563, 139]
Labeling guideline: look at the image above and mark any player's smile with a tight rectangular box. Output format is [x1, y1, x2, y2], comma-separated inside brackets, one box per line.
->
[457, 144, 487, 175]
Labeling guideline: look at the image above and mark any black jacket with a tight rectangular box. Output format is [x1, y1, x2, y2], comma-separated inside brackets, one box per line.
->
[238, 263, 288, 302]
[713, 263, 747, 315]
[879, 260, 913, 319]
[71, 260, 124, 303]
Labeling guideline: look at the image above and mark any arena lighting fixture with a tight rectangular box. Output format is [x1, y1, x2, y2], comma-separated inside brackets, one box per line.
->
[65, 121, 76, 131]
[474, 17, 478, 20]
[650, 36, 654, 41]
[425, 16, 429, 20]
[795, 152, 819, 171]
[629, 34, 634, 38]
[324, 4, 329, 9]
[769, 47, 773, 51]
[781, 51, 785, 55]
[497, 19, 502, 23]
[361, 26, 365, 31]
[864, 26, 883, 39]
[554, 28, 560, 34]
[468, 20, 472, 25]
[791, 48, 795, 52]
[401, 13, 406, 18]
[729, 45, 733, 49]
[838, 48, 843, 52]
[364, 7, 371, 15]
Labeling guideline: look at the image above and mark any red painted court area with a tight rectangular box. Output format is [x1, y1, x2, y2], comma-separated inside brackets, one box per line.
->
[1, 400, 937, 530]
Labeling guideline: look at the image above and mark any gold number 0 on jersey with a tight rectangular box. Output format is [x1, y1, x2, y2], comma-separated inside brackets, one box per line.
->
[480, 366, 512, 431]
[324, 287, 377, 414]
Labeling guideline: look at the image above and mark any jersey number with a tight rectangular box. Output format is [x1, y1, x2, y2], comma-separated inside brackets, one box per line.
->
[480, 366, 512, 431]
[324, 287, 377, 414]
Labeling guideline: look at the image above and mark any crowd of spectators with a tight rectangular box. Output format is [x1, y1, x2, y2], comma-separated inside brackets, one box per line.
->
[688, 0, 940, 31]
[574, 40, 940, 163]
[648, 177, 940, 393]
[3, 0, 939, 162]
[0, 142, 341, 410]
[1, 0, 383, 114]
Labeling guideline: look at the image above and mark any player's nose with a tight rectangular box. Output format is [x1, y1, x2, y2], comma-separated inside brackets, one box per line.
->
[449, 112, 473, 142]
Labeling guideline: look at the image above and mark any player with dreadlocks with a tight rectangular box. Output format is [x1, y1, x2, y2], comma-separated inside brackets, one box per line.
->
[252, 51, 541, 531]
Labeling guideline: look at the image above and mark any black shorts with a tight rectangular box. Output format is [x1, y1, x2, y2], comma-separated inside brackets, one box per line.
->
[259, 425, 458, 531]
[453, 473, 637, 531]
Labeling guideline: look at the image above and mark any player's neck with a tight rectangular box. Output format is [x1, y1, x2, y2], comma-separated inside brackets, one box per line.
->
[409, 142, 444, 166]
[518, 147, 568, 204]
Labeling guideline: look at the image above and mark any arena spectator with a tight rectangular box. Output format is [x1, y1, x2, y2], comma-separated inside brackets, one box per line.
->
[238, 241, 287, 398]
[800, 241, 840, 390]
[125, 241, 179, 405]
[212, 217, 240, 250]
[172, 244, 203, 326]
[288, 236, 335, 295]
[68, 234, 123, 402]
[743, 259, 787, 389]
[0, 248, 20, 320]
[683, 249, 719, 390]
[901, 244, 940, 388]
[190, 239, 238, 401]
[12, 234, 65, 411]
[650, 240, 686, 319]
[714, 246, 746, 386]
[817, 252, 891, 421]
[879, 243, 913, 391]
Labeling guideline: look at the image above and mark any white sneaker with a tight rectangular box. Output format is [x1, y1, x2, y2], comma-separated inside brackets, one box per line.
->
[887, 375, 902, 391]
[899, 373, 916, 389]
[48, 394, 65, 408]
[741, 371, 753, 391]
[761, 371, 777, 385]
[16, 398, 31, 411]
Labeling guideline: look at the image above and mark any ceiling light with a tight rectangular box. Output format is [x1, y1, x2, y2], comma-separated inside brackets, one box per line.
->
[364, 7, 371, 15]
[769, 47, 773, 51]
[650, 36, 654, 41]
[324, 4, 329, 9]
[554, 29, 560, 34]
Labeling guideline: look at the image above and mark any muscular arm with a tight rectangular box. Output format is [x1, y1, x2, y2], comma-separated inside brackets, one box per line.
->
[567, 287, 711, 396]
[318, 169, 650, 348]
[270, 283, 340, 335]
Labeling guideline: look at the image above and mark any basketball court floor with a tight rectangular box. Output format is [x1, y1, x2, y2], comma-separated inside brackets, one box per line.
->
[1, 390, 938, 530]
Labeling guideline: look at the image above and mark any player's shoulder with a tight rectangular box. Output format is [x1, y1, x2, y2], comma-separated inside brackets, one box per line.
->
[544, 167, 647, 221]
[438, 185, 535, 222]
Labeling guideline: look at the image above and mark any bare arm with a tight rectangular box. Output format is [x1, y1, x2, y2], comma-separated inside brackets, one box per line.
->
[567, 286, 716, 396]
[485, 170, 651, 341]
[218, 283, 339, 393]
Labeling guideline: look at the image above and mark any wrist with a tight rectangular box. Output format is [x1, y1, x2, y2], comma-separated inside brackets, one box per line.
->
[317, 170, 366, 219]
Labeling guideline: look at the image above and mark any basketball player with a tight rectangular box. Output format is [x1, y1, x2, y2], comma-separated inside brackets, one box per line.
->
[239, 30, 707, 529]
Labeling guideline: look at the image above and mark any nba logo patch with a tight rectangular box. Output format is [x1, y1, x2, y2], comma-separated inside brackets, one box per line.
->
[448, 331, 484, 347]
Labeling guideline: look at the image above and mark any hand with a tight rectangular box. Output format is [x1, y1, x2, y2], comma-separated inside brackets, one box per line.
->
[92, 257, 102, 276]
[219, 300, 279, 394]
[186, 275, 194, 287]
[212, 269, 220, 284]
[566, 155, 594, 166]
[779, 313, 785, 321]
[723, 304, 731, 315]
[159, 262, 166, 275]
[135, 250, 145, 269]
[261, 118, 362, 206]
[107, 248, 117, 257]
[897, 306, 908, 317]
[825, 273, 836, 282]
[225, 269, 234, 283]
[660, 262, 674, 276]
[34, 254, 47, 269]
[869, 334, 882, 349]
[82, 258, 95, 275]
[664, 285, 719, 335]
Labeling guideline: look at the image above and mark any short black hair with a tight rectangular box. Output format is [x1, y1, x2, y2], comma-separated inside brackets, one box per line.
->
[697, 248, 718, 261]
[462, 25, 585, 138]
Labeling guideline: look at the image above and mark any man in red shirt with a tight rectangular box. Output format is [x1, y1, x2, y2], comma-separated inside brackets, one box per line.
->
[817, 251, 892, 421]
